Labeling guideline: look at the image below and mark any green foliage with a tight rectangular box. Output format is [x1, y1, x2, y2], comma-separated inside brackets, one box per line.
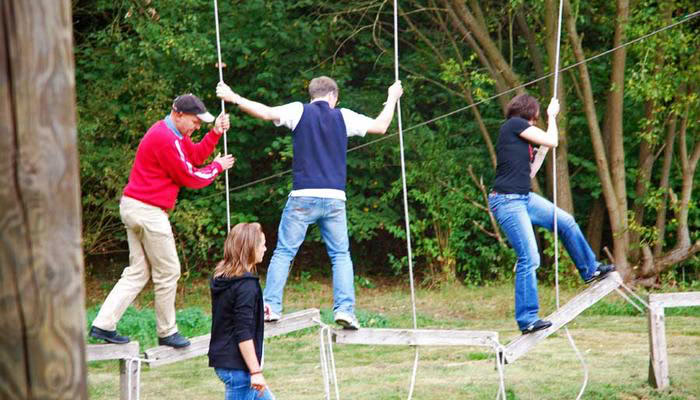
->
[75, 0, 700, 286]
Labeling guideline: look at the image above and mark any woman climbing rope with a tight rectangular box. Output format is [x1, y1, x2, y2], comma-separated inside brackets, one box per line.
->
[488, 94, 615, 334]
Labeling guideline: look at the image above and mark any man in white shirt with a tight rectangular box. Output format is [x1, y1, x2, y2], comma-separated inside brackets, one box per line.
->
[217, 77, 402, 329]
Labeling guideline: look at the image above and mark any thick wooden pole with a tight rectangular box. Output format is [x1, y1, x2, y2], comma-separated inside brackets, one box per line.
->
[0, 1, 87, 399]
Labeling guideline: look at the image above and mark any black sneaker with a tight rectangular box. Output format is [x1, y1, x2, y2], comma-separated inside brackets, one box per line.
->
[585, 264, 616, 284]
[89, 326, 130, 344]
[521, 319, 552, 335]
[158, 332, 191, 348]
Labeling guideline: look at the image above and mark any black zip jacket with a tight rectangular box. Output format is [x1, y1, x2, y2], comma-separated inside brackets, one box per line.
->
[208, 273, 264, 370]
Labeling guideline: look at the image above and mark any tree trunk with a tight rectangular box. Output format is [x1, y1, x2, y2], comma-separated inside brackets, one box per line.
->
[0, 1, 87, 399]
[653, 116, 677, 257]
[545, 0, 574, 213]
[442, 2, 511, 111]
[515, 9, 548, 99]
[585, 199, 607, 258]
[446, 0, 522, 89]
[407, 7, 498, 168]
[603, 0, 631, 278]
[563, 0, 626, 272]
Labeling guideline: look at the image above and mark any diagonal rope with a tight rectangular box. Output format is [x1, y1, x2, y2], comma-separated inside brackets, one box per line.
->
[391, 1, 420, 399]
[198, 9, 699, 200]
[551, 1, 589, 399]
[213, 0, 231, 233]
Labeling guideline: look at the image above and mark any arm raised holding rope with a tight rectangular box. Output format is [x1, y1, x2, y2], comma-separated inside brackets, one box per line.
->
[367, 80, 404, 134]
[216, 76, 403, 331]
[527, 98, 560, 178]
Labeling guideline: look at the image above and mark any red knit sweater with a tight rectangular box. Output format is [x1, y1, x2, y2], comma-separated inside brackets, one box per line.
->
[123, 120, 223, 210]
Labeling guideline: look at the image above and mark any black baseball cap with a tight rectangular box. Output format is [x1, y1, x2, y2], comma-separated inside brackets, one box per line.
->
[172, 94, 215, 123]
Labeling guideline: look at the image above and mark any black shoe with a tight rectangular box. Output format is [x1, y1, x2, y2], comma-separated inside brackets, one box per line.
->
[585, 264, 616, 284]
[89, 326, 130, 344]
[521, 319, 552, 335]
[158, 332, 191, 348]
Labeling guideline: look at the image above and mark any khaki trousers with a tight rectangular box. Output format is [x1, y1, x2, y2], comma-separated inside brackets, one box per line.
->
[92, 196, 181, 337]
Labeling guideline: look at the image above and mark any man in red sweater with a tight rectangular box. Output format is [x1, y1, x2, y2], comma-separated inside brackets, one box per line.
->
[90, 94, 234, 348]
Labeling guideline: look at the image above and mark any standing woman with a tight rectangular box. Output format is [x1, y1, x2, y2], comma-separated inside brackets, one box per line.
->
[488, 94, 615, 334]
[209, 223, 275, 400]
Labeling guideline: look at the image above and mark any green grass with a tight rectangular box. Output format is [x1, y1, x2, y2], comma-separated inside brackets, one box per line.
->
[86, 279, 700, 399]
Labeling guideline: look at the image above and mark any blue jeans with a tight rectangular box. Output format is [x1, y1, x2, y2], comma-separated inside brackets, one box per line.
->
[263, 196, 355, 315]
[488, 192, 599, 330]
[214, 368, 275, 400]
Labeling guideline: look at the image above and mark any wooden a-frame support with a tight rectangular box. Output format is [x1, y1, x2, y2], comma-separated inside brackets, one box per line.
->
[501, 271, 622, 364]
[647, 291, 700, 390]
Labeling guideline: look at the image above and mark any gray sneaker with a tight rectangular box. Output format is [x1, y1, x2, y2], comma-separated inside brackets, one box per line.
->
[334, 311, 360, 330]
[264, 303, 281, 322]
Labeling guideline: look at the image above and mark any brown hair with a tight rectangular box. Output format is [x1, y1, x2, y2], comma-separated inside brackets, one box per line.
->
[506, 94, 540, 121]
[308, 76, 339, 99]
[213, 222, 264, 278]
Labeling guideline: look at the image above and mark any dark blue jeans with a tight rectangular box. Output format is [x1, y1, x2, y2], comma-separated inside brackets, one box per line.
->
[214, 368, 275, 400]
[488, 192, 599, 330]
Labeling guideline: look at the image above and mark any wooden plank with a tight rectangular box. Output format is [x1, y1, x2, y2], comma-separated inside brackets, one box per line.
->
[264, 308, 320, 338]
[144, 334, 211, 368]
[503, 271, 621, 364]
[648, 292, 700, 308]
[647, 305, 669, 389]
[144, 308, 320, 368]
[0, 1, 86, 399]
[334, 328, 498, 347]
[86, 342, 140, 362]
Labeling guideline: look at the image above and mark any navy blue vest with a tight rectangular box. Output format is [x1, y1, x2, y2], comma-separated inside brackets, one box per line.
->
[291, 101, 348, 191]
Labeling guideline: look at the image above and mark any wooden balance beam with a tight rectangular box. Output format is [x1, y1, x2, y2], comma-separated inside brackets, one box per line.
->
[334, 328, 498, 347]
[502, 271, 622, 364]
[143, 308, 320, 367]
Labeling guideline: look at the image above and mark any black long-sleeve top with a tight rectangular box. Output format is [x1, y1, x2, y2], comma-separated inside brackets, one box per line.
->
[208, 273, 264, 370]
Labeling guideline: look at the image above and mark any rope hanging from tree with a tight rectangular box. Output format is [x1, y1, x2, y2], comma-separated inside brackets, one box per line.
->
[551, 1, 589, 399]
[391, 1, 421, 398]
[213, 0, 231, 233]
[196, 9, 699, 202]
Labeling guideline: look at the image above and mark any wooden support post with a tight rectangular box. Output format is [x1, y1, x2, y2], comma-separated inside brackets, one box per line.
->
[119, 359, 140, 400]
[144, 309, 320, 367]
[503, 271, 621, 364]
[647, 291, 699, 390]
[647, 305, 668, 389]
[0, 1, 86, 399]
[333, 328, 498, 347]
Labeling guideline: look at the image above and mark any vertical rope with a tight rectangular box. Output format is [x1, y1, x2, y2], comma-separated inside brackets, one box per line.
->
[213, 0, 231, 233]
[552, 0, 564, 310]
[551, 1, 589, 399]
[392, 1, 420, 399]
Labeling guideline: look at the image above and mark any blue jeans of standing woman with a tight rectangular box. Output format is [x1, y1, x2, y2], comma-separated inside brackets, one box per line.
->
[263, 196, 355, 315]
[488, 192, 600, 331]
[215, 368, 275, 400]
